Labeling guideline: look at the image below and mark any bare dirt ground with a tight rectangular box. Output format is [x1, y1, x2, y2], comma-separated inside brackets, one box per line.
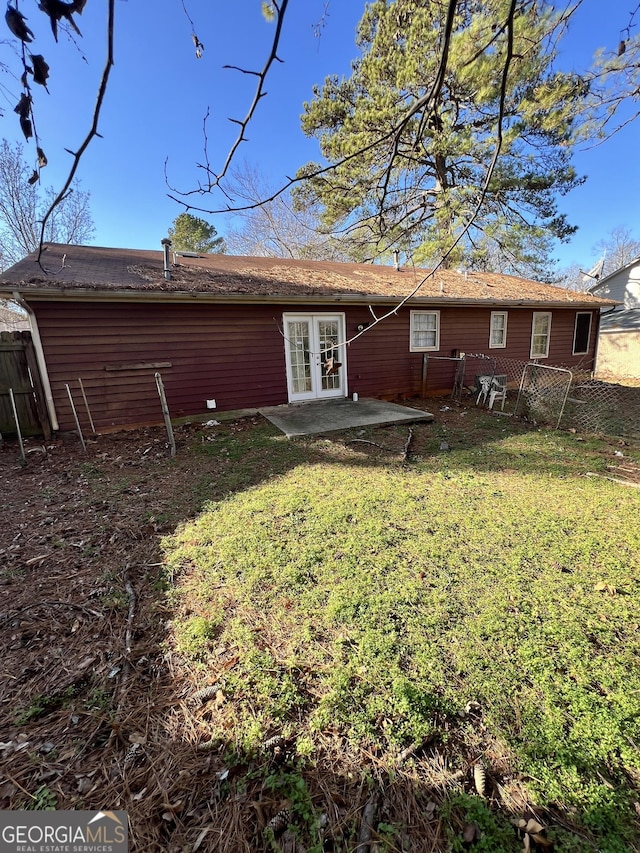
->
[1, 406, 638, 852]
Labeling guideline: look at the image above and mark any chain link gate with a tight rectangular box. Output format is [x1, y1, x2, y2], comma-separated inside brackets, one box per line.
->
[514, 363, 573, 429]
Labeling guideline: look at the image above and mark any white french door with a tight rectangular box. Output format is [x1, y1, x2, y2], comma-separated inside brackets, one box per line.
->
[283, 313, 347, 402]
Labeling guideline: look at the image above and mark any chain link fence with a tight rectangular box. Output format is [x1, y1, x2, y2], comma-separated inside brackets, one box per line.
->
[441, 354, 640, 440]
[514, 364, 573, 429]
[563, 378, 640, 439]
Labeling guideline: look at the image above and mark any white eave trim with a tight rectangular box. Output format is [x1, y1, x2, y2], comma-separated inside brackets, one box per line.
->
[1, 287, 616, 310]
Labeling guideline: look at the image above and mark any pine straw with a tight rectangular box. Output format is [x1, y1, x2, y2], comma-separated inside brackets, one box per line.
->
[0, 548, 455, 852]
[0, 427, 451, 851]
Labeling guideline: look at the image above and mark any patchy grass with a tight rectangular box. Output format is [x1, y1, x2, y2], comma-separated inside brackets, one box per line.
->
[3, 407, 637, 850]
[164, 418, 640, 851]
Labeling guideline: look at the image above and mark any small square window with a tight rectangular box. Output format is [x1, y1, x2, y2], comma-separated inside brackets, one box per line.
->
[410, 311, 440, 351]
[489, 311, 508, 348]
[531, 312, 552, 359]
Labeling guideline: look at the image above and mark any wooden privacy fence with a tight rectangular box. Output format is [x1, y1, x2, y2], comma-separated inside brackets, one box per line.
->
[0, 331, 51, 439]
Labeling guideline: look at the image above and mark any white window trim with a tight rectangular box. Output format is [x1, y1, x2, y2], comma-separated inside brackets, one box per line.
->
[530, 311, 552, 359]
[572, 312, 592, 355]
[489, 311, 508, 349]
[410, 310, 440, 352]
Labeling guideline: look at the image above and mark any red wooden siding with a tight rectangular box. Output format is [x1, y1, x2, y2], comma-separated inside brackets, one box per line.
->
[346, 305, 599, 398]
[30, 300, 599, 432]
[34, 301, 289, 432]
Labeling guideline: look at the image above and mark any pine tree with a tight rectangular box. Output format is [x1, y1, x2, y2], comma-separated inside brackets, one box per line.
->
[296, 0, 586, 278]
[167, 213, 226, 254]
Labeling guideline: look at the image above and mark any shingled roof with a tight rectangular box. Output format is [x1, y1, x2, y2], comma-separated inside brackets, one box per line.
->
[0, 244, 615, 308]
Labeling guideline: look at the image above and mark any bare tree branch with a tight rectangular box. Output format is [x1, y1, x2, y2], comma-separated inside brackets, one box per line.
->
[179, 0, 204, 58]
[0, 140, 93, 269]
[211, 0, 289, 188]
[36, 0, 115, 268]
[165, 0, 546, 264]
[373, 0, 458, 244]
[312, 2, 331, 40]
[621, 2, 640, 41]
[325, 0, 518, 352]
[269, 0, 519, 359]
[168, 7, 464, 216]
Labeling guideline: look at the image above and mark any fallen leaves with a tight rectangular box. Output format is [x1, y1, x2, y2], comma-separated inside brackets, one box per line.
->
[513, 817, 553, 851]
[594, 581, 618, 596]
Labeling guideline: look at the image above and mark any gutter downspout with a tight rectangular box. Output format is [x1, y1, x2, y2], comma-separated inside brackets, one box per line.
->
[12, 292, 59, 431]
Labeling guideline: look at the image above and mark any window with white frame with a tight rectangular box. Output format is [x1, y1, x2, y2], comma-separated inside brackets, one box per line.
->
[573, 312, 592, 355]
[410, 310, 440, 351]
[489, 311, 508, 348]
[530, 312, 552, 358]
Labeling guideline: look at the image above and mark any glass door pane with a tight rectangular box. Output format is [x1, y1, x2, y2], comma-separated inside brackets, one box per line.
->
[317, 319, 341, 392]
[287, 320, 312, 395]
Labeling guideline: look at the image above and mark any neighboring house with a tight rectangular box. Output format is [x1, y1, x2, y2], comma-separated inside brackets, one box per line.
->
[0, 244, 615, 433]
[588, 257, 640, 380]
[0, 302, 30, 332]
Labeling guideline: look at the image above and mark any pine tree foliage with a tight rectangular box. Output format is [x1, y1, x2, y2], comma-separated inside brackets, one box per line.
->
[167, 213, 226, 254]
[296, 0, 587, 277]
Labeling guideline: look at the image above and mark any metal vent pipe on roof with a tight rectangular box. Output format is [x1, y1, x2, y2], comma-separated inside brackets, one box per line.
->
[161, 238, 172, 280]
[393, 250, 400, 271]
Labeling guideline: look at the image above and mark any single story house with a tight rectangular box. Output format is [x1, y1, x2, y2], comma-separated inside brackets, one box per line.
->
[0, 244, 615, 433]
[588, 256, 640, 380]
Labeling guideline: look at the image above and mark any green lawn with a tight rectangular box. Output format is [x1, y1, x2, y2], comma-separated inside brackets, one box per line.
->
[163, 412, 640, 852]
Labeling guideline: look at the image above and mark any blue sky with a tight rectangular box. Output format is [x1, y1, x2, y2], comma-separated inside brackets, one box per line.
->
[1, 0, 638, 272]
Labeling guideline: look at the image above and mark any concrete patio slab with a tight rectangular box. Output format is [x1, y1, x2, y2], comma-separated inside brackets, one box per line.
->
[259, 397, 434, 438]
